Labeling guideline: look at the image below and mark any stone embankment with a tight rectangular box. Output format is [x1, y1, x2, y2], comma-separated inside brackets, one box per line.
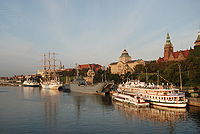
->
[0, 81, 21, 86]
[188, 97, 200, 107]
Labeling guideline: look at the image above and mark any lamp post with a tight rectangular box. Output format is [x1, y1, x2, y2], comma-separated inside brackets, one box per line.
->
[157, 70, 159, 85]
[178, 64, 183, 90]
[145, 67, 148, 83]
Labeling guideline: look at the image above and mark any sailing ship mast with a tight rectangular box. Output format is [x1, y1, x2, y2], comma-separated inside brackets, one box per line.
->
[43, 53, 47, 70]
[40, 52, 63, 89]
[42, 52, 58, 71]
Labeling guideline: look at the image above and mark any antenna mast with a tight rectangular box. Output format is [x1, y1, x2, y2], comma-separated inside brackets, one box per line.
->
[48, 52, 51, 70]
[43, 53, 46, 70]
[178, 64, 183, 90]
[53, 52, 56, 70]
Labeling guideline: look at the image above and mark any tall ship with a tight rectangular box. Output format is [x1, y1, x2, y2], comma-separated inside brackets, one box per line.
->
[69, 66, 107, 94]
[117, 80, 187, 108]
[40, 52, 62, 90]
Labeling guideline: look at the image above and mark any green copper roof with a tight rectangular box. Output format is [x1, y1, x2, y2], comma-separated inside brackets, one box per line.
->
[196, 32, 200, 41]
[119, 49, 131, 58]
[194, 32, 200, 46]
[166, 33, 171, 44]
[165, 33, 173, 47]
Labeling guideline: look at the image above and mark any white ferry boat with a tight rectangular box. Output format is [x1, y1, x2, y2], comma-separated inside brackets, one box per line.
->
[117, 80, 187, 108]
[112, 92, 149, 107]
[41, 80, 62, 90]
[22, 79, 40, 87]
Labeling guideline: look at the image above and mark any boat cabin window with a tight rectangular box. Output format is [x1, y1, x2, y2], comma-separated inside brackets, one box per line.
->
[179, 97, 184, 101]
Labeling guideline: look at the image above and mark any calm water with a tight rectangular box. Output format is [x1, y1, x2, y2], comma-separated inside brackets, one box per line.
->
[0, 87, 200, 134]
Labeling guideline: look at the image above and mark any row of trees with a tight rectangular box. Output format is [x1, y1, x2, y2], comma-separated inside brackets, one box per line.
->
[134, 47, 200, 87]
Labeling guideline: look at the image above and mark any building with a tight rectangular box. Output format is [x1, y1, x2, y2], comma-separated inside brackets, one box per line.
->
[108, 49, 145, 75]
[157, 33, 190, 62]
[78, 64, 102, 72]
[194, 32, 200, 47]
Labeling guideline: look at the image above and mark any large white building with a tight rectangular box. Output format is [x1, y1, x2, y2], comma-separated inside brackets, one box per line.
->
[108, 49, 145, 75]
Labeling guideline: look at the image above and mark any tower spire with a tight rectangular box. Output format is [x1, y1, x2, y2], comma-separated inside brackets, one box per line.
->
[164, 33, 173, 47]
[164, 33, 173, 60]
[166, 33, 171, 44]
[194, 32, 200, 46]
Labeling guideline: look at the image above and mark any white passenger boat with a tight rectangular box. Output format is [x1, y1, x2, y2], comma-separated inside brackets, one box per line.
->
[112, 92, 149, 107]
[117, 80, 187, 108]
[22, 79, 40, 87]
[41, 80, 62, 90]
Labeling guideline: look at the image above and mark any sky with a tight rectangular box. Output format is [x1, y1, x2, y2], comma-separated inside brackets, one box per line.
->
[0, 0, 200, 76]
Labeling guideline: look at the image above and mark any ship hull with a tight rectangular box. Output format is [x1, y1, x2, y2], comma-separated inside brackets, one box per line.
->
[22, 80, 40, 87]
[69, 82, 106, 94]
[41, 84, 62, 90]
[150, 101, 187, 108]
[112, 93, 149, 107]
[23, 85, 40, 87]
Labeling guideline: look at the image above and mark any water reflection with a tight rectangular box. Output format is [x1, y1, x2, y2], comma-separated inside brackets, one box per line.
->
[20, 87, 37, 99]
[188, 106, 200, 129]
[39, 89, 60, 128]
[113, 100, 187, 133]
[39, 89, 60, 96]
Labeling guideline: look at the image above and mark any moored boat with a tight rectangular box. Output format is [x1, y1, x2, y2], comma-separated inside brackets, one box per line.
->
[69, 80, 107, 94]
[39, 52, 63, 90]
[117, 80, 187, 108]
[112, 92, 149, 107]
[22, 79, 40, 87]
[41, 80, 62, 90]
[69, 68, 107, 94]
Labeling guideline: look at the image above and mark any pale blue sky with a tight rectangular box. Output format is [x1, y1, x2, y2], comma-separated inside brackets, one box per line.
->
[0, 0, 199, 76]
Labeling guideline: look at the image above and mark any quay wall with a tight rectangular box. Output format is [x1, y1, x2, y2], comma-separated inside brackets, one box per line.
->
[188, 98, 200, 107]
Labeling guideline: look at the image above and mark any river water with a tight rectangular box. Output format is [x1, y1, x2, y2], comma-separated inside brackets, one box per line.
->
[0, 86, 200, 134]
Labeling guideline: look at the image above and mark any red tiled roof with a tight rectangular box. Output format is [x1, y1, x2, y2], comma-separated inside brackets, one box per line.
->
[172, 50, 189, 58]
[78, 64, 102, 71]
[157, 49, 190, 62]
[63, 68, 74, 71]
[157, 57, 164, 62]
[181, 50, 189, 57]
[172, 51, 179, 58]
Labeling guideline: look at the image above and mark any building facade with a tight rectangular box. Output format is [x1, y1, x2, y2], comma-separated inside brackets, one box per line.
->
[157, 33, 190, 62]
[108, 49, 145, 75]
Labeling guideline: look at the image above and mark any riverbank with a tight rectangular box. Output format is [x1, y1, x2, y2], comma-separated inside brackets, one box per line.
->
[0, 82, 21, 86]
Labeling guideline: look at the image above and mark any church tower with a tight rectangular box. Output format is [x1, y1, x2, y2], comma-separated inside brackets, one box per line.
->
[194, 32, 200, 48]
[193, 32, 200, 56]
[164, 33, 174, 60]
[119, 49, 132, 63]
